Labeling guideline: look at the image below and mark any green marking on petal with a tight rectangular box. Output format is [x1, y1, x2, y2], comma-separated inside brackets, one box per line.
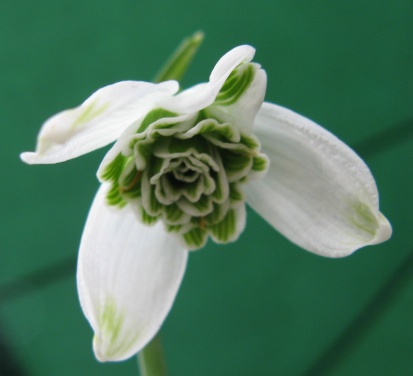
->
[137, 108, 178, 133]
[155, 135, 210, 157]
[141, 169, 158, 216]
[221, 150, 253, 182]
[158, 174, 183, 204]
[73, 100, 109, 129]
[101, 153, 128, 182]
[210, 208, 237, 243]
[244, 153, 269, 181]
[181, 181, 200, 202]
[177, 194, 213, 217]
[101, 154, 131, 208]
[204, 201, 230, 226]
[148, 184, 162, 215]
[209, 168, 229, 204]
[183, 227, 208, 249]
[179, 118, 240, 144]
[350, 201, 379, 237]
[134, 140, 156, 170]
[215, 64, 254, 106]
[106, 183, 127, 208]
[166, 224, 184, 233]
[98, 298, 124, 349]
[192, 194, 212, 213]
[229, 183, 245, 205]
[94, 298, 141, 360]
[252, 154, 268, 172]
[164, 203, 189, 225]
[120, 167, 143, 199]
[239, 133, 259, 149]
[141, 207, 159, 225]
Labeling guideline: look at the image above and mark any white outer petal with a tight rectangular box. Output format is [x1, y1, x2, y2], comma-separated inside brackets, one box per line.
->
[21, 81, 179, 164]
[245, 102, 392, 257]
[159, 45, 256, 113]
[77, 185, 188, 362]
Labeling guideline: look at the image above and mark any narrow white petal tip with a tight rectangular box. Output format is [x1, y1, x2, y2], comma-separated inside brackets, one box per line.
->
[20, 150, 55, 165]
[344, 202, 392, 254]
[92, 330, 137, 363]
[371, 213, 392, 245]
[20, 152, 35, 164]
[337, 208, 392, 257]
[227, 45, 256, 60]
[93, 335, 108, 363]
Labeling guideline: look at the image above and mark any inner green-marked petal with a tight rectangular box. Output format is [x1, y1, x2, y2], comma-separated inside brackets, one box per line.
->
[137, 108, 178, 133]
[215, 63, 255, 106]
[177, 194, 213, 217]
[183, 227, 208, 249]
[210, 208, 237, 243]
[221, 150, 253, 182]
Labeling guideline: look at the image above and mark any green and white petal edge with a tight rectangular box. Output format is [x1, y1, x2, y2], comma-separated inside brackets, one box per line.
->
[21, 81, 179, 165]
[207, 62, 267, 132]
[159, 45, 256, 114]
[77, 185, 188, 361]
[245, 102, 392, 258]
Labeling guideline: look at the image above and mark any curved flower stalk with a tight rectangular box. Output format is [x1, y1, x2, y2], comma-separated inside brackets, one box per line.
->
[21, 45, 391, 362]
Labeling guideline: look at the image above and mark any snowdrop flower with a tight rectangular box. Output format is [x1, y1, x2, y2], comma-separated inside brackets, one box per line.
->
[21, 45, 391, 362]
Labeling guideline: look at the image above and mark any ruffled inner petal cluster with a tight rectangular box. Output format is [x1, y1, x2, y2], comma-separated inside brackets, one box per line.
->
[100, 106, 268, 249]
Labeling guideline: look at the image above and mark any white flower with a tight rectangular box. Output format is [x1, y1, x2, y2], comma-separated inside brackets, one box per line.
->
[21, 45, 391, 362]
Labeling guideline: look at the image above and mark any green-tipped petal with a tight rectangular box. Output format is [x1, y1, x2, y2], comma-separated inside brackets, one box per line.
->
[210, 205, 246, 244]
[77, 185, 188, 362]
[21, 81, 178, 165]
[159, 45, 256, 114]
[209, 62, 267, 131]
[245, 102, 392, 257]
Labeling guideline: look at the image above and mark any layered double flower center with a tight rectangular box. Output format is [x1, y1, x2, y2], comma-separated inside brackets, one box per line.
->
[101, 108, 268, 249]
[148, 140, 221, 209]
[98, 57, 270, 250]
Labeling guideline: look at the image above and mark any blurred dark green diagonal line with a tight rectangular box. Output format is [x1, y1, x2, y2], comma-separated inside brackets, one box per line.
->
[0, 257, 76, 304]
[353, 118, 413, 159]
[303, 248, 413, 376]
[0, 320, 26, 376]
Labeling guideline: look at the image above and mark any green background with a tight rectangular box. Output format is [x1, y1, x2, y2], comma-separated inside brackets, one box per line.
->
[1, 1, 412, 375]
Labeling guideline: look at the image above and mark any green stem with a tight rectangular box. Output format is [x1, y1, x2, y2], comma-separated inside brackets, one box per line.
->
[153, 31, 204, 83]
[137, 335, 168, 376]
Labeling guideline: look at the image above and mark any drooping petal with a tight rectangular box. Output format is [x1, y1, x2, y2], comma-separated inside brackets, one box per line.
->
[159, 45, 256, 113]
[77, 184, 188, 362]
[245, 102, 392, 257]
[21, 81, 179, 165]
